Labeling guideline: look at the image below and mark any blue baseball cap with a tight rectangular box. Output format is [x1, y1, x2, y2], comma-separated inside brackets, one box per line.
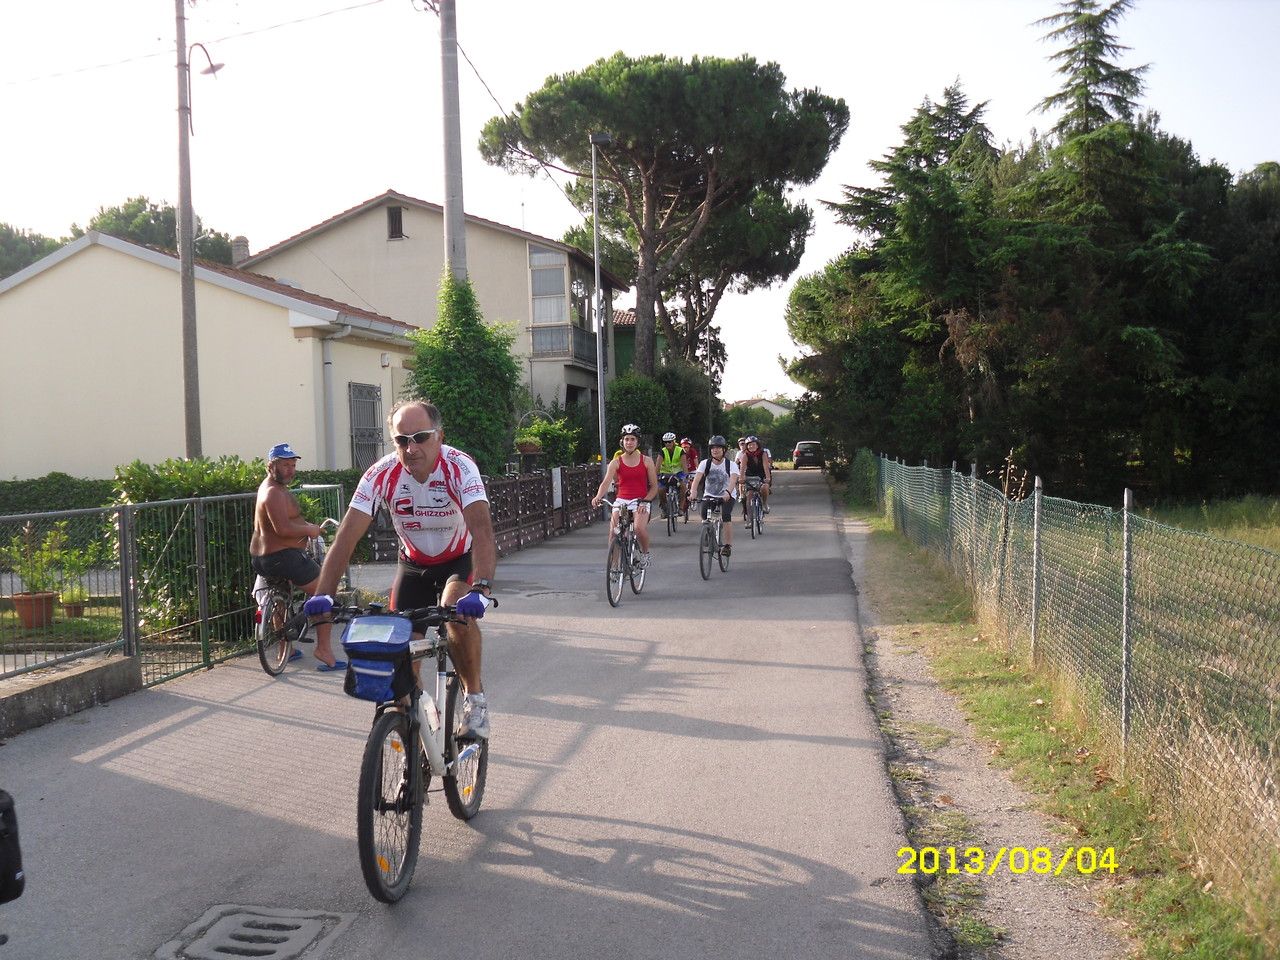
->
[268, 442, 301, 462]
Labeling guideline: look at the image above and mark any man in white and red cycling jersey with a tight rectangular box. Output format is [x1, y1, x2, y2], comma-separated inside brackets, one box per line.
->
[308, 399, 498, 739]
[591, 423, 660, 568]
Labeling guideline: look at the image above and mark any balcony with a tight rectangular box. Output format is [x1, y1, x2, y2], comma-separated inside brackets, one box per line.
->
[531, 324, 598, 369]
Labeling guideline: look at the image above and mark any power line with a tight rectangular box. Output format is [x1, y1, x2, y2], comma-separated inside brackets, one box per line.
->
[3, 0, 389, 87]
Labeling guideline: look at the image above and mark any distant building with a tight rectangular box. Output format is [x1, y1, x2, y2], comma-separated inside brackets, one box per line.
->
[725, 397, 794, 419]
[237, 190, 628, 413]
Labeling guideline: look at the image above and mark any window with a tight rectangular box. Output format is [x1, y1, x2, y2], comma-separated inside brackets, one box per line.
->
[349, 382, 384, 469]
[387, 206, 405, 240]
[529, 244, 566, 325]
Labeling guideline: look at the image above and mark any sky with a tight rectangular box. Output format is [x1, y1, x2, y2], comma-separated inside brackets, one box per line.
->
[4, 0, 1277, 402]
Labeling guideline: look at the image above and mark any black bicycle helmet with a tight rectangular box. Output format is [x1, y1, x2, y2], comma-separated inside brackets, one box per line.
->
[708, 435, 728, 448]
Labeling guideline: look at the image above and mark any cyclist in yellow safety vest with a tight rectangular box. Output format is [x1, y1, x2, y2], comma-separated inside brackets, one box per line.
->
[656, 432, 686, 519]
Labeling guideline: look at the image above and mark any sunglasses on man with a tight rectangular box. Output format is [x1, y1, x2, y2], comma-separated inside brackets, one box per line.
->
[392, 430, 437, 447]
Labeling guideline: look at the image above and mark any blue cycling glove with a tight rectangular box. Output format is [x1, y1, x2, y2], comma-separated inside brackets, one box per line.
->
[456, 590, 492, 619]
[303, 594, 333, 616]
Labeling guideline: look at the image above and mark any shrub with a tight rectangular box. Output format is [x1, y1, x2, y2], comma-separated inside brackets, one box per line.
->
[404, 271, 521, 475]
[844, 448, 880, 507]
[515, 418, 580, 468]
[0, 472, 115, 516]
[605, 373, 671, 452]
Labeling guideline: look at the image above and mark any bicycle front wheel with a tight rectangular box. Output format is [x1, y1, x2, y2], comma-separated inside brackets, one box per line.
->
[666, 489, 678, 536]
[699, 522, 714, 580]
[357, 710, 423, 903]
[748, 496, 757, 540]
[606, 536, 625, 606]
[443, 676, 488, 820]
[718, 523, 731, 572]
[629, 536, 646, 594]
[256, 592, 292, 676]
[755, 498, 764, 536]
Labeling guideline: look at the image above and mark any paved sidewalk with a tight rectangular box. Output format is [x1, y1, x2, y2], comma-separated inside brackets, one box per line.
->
[0, 470, 932, 960]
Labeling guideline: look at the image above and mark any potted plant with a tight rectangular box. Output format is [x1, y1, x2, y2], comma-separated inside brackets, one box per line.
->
[514, 429, 543, 454]
[60, 583, 90, 618]
[1, 521, 61, 629]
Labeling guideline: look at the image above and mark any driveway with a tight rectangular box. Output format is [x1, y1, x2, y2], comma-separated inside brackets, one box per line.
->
[0, 470, 931, 960]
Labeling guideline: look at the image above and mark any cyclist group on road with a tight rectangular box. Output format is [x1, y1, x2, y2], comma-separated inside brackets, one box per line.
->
[252, 408, 788, 740]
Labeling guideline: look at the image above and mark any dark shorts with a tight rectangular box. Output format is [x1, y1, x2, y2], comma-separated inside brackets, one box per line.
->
[700, 499, 735, 522]
[251, 548, 320, 586]
[391, 553, 472, 630]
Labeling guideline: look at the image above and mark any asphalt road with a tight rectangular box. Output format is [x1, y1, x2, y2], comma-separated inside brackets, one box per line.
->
[0, 469, 932, 960]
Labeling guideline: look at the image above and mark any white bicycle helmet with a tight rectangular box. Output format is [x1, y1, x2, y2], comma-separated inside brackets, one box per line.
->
[662, 431, 677, 442]
[620, 423, 641, 438]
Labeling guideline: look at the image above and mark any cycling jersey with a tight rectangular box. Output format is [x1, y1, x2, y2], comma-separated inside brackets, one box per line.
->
[350, 447, 488, 566]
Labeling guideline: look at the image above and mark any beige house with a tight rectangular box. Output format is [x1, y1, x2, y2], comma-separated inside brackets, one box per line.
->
[238, 190, 626, 414]
[0, 232, 414, 479]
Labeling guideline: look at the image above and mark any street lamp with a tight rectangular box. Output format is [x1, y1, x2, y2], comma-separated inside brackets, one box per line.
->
[590, 132, 612, 477]
[175, 0, 222, 459]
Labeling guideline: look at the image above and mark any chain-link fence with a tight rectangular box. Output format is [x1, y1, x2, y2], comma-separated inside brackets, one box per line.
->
[1, 486, 345, 687]
[879, 457, 1280, 903]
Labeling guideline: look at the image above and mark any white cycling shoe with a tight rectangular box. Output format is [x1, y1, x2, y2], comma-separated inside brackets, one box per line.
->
[457, 692, 491, 739]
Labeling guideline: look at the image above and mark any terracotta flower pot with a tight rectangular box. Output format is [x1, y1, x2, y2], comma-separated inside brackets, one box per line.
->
[12, 591, 57, 630]
[516, 442, 542, 454]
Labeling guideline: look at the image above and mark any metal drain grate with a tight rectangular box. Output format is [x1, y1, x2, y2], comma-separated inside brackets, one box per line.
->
[156, 905, 355, 960]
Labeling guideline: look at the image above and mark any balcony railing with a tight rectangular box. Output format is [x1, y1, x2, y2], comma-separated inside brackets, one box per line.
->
[532, 324, 597, 369]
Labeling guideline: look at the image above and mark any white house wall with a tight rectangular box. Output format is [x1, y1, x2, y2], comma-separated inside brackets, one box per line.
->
[0, 241, 412, 479]
[0, 244, 184, 479]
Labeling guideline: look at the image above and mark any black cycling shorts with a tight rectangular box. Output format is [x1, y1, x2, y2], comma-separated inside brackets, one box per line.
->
[700, 499, 735, 522]
[391, 553, 472, 632]
[251, 548, 320, 586]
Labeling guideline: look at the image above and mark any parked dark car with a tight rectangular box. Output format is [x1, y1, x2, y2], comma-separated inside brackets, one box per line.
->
[792, 441, 824, 470]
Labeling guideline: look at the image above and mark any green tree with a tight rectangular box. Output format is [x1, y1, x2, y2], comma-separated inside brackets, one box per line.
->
[0, 224, 61, 280]
[480, 52, 848, 376]
[71, 196, 234, 265]
[653, 360, 715, 447]
[404, 272, 521, 476]
[603, 373, 670, 452]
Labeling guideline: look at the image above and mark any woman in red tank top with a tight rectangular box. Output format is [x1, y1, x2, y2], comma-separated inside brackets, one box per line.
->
[591, 425, 661, 566]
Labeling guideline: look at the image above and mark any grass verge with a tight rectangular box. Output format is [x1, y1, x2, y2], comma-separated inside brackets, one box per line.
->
[852, 503, 1277, 959]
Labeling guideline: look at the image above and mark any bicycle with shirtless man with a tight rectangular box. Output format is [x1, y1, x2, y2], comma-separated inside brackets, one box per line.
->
[250, 443, 341, 670]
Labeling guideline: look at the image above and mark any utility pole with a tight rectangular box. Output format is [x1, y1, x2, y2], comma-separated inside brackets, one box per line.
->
[175, 0, 202, 458]
[439, 0, 466, 279]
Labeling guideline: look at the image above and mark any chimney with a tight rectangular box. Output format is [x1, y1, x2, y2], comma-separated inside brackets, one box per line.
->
[232, 235, 250, 264]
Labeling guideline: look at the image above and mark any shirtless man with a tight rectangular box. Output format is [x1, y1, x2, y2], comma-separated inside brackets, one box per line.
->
[250, 443, 340, 669]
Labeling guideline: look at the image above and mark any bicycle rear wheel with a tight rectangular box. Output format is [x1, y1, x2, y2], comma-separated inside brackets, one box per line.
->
[357, 710, 423, 903]
[256, 592, 292, 676]
[443, 675, 488, 820]
[699, 522, 714, 580]
[606, 537, 625, 606]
